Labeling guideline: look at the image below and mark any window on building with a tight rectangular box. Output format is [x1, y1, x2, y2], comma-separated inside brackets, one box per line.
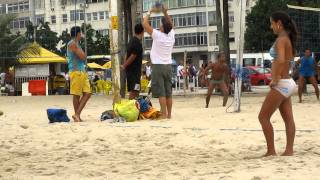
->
[70, 10, 84, 21]
[105, 11, 109, 19]
[36, 15, 45, 25]
[11, 17, 30, 29]
[196, 0, 205, 5]
[87, 0, 108, 3]
[62, 14, 68, 23]
[209, 31, 215, 46]
[169, 0, 178, 8]
[36, 0, 45, 9]
[229, 12, 234, 22]
[50, 0, 55, 7]
[0, 4, 4, 14]
[196, 12, 206, 26]
[19, 1, 29, 12]
[208, 11, 216, 26]
[8, 3, 19, 13]
[178, 0, 187, 7]
[216, 33, 219, 45]
[208, 0, 215, 6]
[99, 11, 105, 20]
[97, 29, 109, 36]
[229, 32, 235, 42]
[93, 12, 98, 20]
[197, 32, 207, 45]
[143, 0, 152, 11]
[187, 0, 195, 6]
[51, 15, 56, 24]
[87, 13, 91, 21]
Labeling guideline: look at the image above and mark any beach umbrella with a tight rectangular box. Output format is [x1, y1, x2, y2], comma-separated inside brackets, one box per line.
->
[142, 60, 148, 64]
[87, 62, 106, 69]
[103, 61, 112, 69]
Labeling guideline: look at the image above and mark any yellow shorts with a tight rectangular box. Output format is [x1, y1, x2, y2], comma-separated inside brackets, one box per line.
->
[69, 71, 91, 96]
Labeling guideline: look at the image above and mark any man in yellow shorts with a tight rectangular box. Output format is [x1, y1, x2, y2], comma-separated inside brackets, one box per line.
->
[67, 26, 91, 122]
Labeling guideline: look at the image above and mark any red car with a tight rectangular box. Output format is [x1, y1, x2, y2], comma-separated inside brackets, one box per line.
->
[247, 66, 272, 85]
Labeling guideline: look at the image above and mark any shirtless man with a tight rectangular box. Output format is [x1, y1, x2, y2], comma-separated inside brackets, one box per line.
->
[205, 52, 229, 108]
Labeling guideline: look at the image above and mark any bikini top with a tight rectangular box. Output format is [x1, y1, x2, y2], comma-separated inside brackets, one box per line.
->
[269, 42, 277, 59]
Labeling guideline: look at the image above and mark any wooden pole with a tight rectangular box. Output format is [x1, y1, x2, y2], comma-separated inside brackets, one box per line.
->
[110, 0, 121, 104]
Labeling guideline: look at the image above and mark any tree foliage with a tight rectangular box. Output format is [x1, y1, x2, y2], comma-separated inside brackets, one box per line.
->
[244, 0, 289, 52]
[25, 21, 60, 54]
[59, 23, 110, 56]
[245, 0, 320, 52]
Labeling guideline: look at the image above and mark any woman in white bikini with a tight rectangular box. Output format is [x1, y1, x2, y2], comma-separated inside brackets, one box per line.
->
[259, 11, 298, 156]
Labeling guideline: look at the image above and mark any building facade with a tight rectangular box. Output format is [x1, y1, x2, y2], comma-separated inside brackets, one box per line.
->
[143, 0, 256, 66]
[0, 0, 110, 36]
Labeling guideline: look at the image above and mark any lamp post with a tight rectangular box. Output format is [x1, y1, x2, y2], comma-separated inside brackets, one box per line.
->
[80, 2, 89, 61]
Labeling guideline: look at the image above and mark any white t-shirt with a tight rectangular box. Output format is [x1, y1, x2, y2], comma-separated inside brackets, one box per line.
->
[150, 29, 175, 65]
[146, 65, 152, 77]
[177, 65, 184, 77]
[0, 73, 5, 85]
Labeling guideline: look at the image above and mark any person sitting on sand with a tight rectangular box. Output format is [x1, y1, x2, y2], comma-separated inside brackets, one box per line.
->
[259, 11, 298, 156]
[67, 26, 91, 122]
[204, 52, 229, 108]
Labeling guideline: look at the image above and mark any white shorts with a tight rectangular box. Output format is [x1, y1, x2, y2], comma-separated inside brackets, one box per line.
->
[273, 79, 297, 98]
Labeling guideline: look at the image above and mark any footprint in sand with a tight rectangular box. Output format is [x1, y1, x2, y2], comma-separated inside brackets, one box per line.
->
[77, 151, 90, 158]
[251, 177, 262, 180]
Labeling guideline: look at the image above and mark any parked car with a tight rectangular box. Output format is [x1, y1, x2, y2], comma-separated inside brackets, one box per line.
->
[246, 66, 272, 85]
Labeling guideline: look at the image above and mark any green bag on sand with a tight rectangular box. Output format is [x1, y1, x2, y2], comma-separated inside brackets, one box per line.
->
[114, 100, 139, 122]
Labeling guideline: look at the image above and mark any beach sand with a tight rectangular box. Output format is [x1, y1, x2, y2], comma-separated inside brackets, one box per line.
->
[0, 94, 319, 179]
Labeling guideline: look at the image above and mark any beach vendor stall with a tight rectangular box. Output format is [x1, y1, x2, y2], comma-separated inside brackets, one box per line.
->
[15, 43, 66, 96]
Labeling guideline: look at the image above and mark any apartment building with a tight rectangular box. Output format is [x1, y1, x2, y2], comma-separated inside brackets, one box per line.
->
[0, 0, 110, 36]
[143, 0, 256, 65]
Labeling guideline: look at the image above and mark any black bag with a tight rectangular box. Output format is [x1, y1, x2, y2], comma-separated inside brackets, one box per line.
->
[100, 110, 114, 121]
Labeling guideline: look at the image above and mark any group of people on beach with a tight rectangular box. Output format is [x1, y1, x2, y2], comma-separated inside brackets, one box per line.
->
[64, 2, 319, 156]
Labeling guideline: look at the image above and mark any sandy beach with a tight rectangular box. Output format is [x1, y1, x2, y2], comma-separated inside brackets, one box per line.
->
[0, 93, 319, 179]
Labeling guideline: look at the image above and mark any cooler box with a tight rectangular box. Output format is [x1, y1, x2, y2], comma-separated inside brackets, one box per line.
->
[28, 80, 46, 96]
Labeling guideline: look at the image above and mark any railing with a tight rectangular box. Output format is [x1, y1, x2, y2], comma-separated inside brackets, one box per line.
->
[172, 75, 205, 95]
[15, 76, 48, 95]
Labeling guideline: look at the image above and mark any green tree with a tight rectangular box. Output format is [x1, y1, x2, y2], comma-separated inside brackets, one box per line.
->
[0, 15, 40, 68]
[58, 28, 71, 56]
[59, 24, 110, 56]
[25, 21, 60, 54]
[244, 0, 289, 52]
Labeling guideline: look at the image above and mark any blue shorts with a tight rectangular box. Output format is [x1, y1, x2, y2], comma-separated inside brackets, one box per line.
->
[300, 72, 315, 78]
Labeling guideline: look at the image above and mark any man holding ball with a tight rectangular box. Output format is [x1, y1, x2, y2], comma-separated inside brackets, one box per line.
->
[143, 4, 175, 119]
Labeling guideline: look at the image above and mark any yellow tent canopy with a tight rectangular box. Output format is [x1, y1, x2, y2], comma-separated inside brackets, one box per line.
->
[103, 61, 111, 69]
[18, 43, 66, 64]
[87, 62, 106, 69]
[102, 60, 148, 69]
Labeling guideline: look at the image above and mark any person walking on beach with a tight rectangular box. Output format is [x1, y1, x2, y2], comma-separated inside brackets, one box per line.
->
[143, 5, 175, 119]
[205, 52, 229, 108]
[297, 48, 319, 103]
[121, 24, 144, 100]
[67, 26, 91, 122]
[259, 11, 298, 156]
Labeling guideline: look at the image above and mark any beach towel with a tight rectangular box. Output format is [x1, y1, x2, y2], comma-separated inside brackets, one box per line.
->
[47, 109, 70, 123]
[141, 107, 162, 119]
[114, 100, 139, 122]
